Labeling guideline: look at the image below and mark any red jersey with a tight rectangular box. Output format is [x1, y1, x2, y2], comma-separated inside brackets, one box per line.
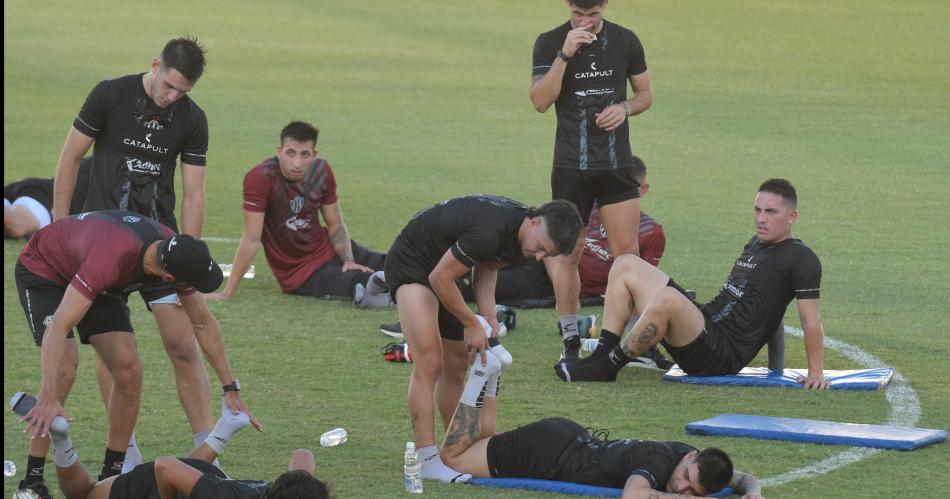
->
[579, 206, 665, 296]
[17, 210, 192, 301]
[243, 157, 339, 293]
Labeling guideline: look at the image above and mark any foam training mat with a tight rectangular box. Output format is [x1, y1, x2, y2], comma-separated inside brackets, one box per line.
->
[468, 478, 733, 497]
[662, 366, 894, 390]
[685, 414, 947, 450]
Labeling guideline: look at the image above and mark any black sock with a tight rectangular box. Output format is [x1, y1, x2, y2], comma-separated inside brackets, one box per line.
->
[98, 448, 126, 481]
[607, 345, 633, 370]
[667, 278, 690, 298]
[590, 330, 621, 359]
[24, 455, 46, 485]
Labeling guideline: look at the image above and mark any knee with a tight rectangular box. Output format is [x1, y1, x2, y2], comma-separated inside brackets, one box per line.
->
[111, 360, 143, 391]
[652, 287, 684, 314]
[412, 354, 444, 381]
[610, 254, 642, 278]
[161, 334, 200, 364]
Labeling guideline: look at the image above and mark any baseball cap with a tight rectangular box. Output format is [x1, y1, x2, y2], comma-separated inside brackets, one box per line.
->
[158, 234, 224, 293]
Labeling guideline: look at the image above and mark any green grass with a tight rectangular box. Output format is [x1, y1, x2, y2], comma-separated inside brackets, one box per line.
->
[4, 0, 949, 497]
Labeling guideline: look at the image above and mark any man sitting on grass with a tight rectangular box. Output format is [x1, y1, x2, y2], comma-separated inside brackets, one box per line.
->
[13, 395, 330, 499]
[556, 178, 827, 388]
[436, 342, 765, 498]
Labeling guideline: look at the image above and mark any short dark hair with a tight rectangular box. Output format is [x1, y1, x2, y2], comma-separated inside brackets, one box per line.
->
[281, 121, 320, 147]
[631, 155, 647, 185]
[569, 0, 606, 8]
[695, 448, 734, 495]
[266, 470, 332, 499]
[758, 178, 797, 208]
[160, 35, 206, 82]
[528, 199, 584, 256]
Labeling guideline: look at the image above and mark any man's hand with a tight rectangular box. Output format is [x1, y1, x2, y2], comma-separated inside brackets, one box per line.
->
[463, 321, 489, 367]
[23, 396, 71, 438]
[341, 261, 373, 273]
[561, 24, 596, 58]
[798, 372, 829, 390]
[224, 391, 263, 432]
[595, 103, 627, 131]
[483, 314, 502, 339]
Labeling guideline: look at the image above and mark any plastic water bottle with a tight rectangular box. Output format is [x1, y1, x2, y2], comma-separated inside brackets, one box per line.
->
[582, 337, 601, 353]
[4, 460, 15, 477]
[404, 442, 423, 493]
[319, 428, 348, 447]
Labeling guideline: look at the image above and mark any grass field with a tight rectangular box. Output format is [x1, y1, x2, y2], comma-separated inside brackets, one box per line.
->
[4, 0, 949, 497]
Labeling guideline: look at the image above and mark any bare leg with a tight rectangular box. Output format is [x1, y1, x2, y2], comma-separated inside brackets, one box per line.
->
[397, 285, 443, 448]
[436, 340, 468, 431]
[151, 304, 214, 435]
[545, 240, 583, 319]
[599, 197, 641, 257]
[88, 332, 142, 456]
[601, 254, 671, 334]
[439, 400, 492, 477]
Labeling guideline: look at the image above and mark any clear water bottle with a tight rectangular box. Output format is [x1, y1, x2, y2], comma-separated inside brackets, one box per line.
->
[4, 460, 16, 477]
[319, 428, 348, 447]
[582, 337, 600, 353]
[404, 442, 423, 494]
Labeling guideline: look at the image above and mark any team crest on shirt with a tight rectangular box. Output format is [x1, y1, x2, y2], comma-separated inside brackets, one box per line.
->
[290, 196, 304, 214]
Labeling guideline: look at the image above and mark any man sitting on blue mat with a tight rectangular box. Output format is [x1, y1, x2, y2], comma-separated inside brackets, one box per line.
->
[556, 178, 828, 389]
[438, 349, 765, 498]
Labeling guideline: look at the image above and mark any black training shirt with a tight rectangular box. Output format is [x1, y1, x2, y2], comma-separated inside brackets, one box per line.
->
[533, 20, 647, 170]
[394, 195, 527, 273]
[73, 73, 208, 231]
[701, 237, 822, 367]
[559, 437, 696, 490]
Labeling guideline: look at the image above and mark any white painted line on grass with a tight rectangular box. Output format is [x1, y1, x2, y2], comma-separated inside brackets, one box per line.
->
[203, 236, 241, 244]
[760, 326, 919, 487]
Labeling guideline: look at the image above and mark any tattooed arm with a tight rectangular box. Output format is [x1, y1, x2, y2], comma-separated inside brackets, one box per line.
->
[320, 201, 372, 272]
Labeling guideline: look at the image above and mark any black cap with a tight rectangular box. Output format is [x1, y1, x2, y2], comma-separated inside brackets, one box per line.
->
[158, 235, 224, 293]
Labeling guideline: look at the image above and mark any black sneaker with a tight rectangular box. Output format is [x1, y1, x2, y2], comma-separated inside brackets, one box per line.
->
[379, 322, 403, 339]
[628, 346, 675, 371]
[554, 355, 619, 382]
[560, 335, 582, 360]
[15, 481, 53, 499]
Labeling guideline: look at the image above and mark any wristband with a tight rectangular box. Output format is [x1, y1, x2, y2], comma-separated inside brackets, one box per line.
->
[620, 101, 631, 116]
[222, 379, 241, 393]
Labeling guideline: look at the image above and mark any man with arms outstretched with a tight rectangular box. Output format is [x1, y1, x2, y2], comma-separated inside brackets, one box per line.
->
[556, 179, 827, 388]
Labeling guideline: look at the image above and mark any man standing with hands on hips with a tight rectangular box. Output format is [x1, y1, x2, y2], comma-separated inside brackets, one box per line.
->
[530, 0, 654, 365]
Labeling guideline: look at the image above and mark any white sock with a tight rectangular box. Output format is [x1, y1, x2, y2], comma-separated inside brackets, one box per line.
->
[121, 433, 142, 473]
[485, 374, 502, 399]
[418, 445, 472, 483]
[461, 351, 502, 407]
[49, 420, 77, 468]
[476, 315, 512, 366]
[366, 271, 387, 294]
[203, 400, 251, 455]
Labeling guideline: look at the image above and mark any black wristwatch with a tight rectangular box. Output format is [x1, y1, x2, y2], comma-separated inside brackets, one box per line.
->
[556, 49, 571, 62]
[222, 380, 241, 393]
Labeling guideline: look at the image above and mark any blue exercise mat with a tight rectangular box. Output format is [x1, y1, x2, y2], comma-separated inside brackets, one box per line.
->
[468, 478, 733, 497]
[663, 366, 894, 391]
[686, 414, 947, 450]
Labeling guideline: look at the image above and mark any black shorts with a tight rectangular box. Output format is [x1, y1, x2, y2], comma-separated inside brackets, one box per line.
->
[662, 320, 739, 376]
[551, 166, 641, 223]
[108, 458, 225, 499]
[487, 417, 589, 480]
[15, 261, 133, 345]
[294, 241, 386, 299]
[138, 281, 178, 309]
[386, 242, 465, 341]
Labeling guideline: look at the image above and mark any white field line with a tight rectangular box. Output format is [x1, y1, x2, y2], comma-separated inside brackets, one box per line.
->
[203, 236, 241, 244]
[760, 326, 920, 487]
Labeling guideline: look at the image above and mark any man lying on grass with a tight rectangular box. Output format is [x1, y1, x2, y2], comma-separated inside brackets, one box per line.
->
[437, 348, 765, 498]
